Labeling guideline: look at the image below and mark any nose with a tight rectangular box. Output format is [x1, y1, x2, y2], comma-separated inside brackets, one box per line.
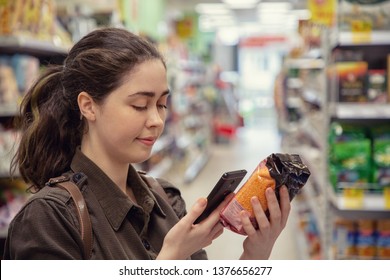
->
[146, 107, 165, 128]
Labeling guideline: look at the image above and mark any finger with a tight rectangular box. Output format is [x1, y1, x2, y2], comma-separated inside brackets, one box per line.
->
[215, 192, 235, 214]
[202, 192, 235, 226]
[251, 196, 269, 231]
[279, 186, 291, 228]
[240, 210, 256, 237]
[211, 224, 224, 240]
[266, 188, 282, 224]
[182, 197, 207, 225]
[220, 192, 235, 209]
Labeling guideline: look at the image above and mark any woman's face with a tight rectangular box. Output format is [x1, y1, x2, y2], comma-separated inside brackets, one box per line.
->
[90, 59, 169, 165]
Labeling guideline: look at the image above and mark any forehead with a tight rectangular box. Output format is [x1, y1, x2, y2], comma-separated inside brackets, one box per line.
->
[124, 59, 166, 81]
[109, 59, 168, 98]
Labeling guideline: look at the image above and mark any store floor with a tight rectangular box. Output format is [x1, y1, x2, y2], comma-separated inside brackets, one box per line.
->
[164, 118, 300, 260]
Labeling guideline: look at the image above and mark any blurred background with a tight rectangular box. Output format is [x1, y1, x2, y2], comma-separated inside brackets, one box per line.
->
[1, 0, 390, 260]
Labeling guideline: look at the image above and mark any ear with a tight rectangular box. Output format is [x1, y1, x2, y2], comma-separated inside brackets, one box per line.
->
[78, 91, 96, 121]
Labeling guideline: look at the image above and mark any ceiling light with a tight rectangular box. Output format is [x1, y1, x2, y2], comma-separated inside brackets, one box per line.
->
[195, 3, 231, 15]
[221, 0, 260, 9]
[291, 9, 311, 20]
[257, 2, 292, 13]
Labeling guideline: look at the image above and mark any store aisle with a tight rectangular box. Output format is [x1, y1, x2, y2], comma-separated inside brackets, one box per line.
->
[164, 121, 299, 260]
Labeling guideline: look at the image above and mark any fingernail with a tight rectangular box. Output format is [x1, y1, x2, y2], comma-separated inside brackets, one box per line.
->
[198, 198, 207, 207]
[240, 210, 249, 218]
[251, 196, 259, 204]
[266, 187, 274, 195]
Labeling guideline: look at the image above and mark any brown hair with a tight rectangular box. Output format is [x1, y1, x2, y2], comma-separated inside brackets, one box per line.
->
[11, 28, 165, 188]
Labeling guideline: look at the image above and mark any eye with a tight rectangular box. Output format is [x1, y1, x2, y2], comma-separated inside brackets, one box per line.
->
[158, 104, 168, 110]
[132, 105, 147, 111]
[157, 95, 169, 110]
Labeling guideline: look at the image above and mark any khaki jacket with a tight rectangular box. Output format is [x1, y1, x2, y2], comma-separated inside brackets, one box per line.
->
[4, 148, 207, 260]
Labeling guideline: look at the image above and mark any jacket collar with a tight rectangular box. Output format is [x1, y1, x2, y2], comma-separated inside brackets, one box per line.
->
[70, 147, 166, 231]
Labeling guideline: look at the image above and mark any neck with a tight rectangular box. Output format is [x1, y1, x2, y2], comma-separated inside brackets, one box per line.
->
[80, 143, 129, 194]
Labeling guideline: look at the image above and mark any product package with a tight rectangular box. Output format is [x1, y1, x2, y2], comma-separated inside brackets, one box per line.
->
[336, 61, 368, 102]
[220, 153, 311, 235]
[367, 69, 387, 103]
[372, 125, 390, 190]
[328, 122, 372, 192]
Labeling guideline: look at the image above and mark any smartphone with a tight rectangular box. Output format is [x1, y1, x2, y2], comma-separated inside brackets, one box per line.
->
[194, 169, 247, 224]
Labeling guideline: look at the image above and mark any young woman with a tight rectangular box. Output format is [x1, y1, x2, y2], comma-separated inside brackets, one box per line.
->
[4, 28, 290, 260]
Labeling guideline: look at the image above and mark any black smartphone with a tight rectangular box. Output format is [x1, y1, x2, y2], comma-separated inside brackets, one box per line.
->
[194, 169, 247, 224]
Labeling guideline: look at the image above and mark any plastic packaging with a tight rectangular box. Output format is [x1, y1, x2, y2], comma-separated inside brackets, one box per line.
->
[220, 153, 311, 235]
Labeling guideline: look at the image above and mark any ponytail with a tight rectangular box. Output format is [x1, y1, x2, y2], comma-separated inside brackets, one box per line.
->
[11, 65, 83, 189]
[11, 27, 165, 189]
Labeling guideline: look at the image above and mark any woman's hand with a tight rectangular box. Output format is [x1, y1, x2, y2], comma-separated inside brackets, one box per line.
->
[239, 186, 291, 260]
[157, 194, 233, 260]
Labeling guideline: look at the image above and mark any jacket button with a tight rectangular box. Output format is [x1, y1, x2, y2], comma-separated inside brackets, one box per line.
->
[142, 239, 151, 250]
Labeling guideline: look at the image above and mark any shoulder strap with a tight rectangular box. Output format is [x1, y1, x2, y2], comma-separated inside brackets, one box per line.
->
[47, 176, 92, 259]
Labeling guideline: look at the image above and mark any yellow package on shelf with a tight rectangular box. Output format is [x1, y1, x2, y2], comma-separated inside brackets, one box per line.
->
[384, 187, 390, 209]
[342, 187, 364, 209]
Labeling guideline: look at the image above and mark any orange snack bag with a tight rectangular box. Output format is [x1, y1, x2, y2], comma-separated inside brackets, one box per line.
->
[220, 153, 310, 235]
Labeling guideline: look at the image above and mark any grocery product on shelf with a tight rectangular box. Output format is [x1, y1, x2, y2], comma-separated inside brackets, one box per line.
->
[377, 219, 390, 258]
[331, 61, 368, 102]
[328, 122, 372, 192]
[0, 178, 29, 238]
[372, 125, 390, 189]
[0, 54, 40, 107]
[367, 69, 387, 102]
[332, 217, 390, 259]
[279, 0, 390, 259]
[0, 0, 71, 258]
[338, 0, 390, 32]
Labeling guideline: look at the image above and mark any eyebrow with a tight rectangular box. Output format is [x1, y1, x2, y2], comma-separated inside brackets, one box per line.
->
[128, 90, 170, 98]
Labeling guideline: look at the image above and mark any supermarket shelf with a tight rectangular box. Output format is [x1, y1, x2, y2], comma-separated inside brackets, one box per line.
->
[151, 134, 174, 156]
[328, 187, 390, 219]
[337, 31, 390, 46]
[184, 151, 210, 184]
[300, 116, 325, 149]
[147, 157, 173, 178]
[302, 183, 326, 235]
[0, 35, 69, 59]
[285, 58, 325, 69]
[290, 205, 311, 260]
[329, 103, 390, 119]
[0, 103, 19, 117]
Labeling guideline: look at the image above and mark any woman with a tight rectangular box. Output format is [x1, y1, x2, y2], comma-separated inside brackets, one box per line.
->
[4, 27, 290, 260]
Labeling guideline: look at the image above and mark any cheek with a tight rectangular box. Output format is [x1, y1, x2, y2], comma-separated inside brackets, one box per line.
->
[102, 110, 142, 136]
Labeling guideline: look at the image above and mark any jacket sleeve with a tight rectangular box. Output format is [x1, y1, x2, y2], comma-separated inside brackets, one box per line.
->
[156, 178, 208, 260]
[3, 190, 84, 260]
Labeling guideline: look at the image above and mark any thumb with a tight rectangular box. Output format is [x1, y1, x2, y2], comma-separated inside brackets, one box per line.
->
[182, 198, 208, 225]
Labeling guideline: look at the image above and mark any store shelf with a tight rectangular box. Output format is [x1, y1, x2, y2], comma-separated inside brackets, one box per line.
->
[285, 58, 325, 69]
[147, 157, 173, 178]
[290, 204, 311, 260]
[328, 187, 390, 219]
[150, 134, 175, 156]
[0, 35, 69, 60]
[0, 103, 19, 117]
[329, 103, 390, 119]
[184, 151, 210, 184]
[302, 183, 326, 235]
[337, 31, 390, 46]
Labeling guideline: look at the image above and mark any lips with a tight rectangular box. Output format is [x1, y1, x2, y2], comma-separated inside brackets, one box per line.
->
[137, 137, 156, 146]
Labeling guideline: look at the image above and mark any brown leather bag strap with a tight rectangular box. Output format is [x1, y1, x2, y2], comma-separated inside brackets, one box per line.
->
[53, 179, 92, 259]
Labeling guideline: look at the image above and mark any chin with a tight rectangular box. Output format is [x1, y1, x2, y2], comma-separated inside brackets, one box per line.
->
[131, 154, 152, 164]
